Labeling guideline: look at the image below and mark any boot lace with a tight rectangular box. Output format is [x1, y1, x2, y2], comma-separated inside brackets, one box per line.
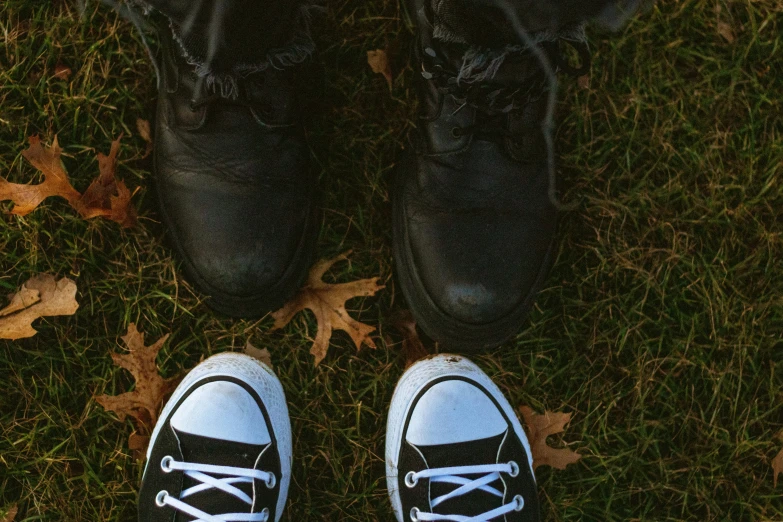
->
[404, 461, 524, 522]
[421, 39, 590, 211]
[154, 455, 275, 522]
[422, 40, 590, 132]
[189, 75, 274, 118]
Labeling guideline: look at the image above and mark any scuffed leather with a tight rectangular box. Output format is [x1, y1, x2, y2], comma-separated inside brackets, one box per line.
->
[399, 0, 557, 326]
[154, 30, 315, 300]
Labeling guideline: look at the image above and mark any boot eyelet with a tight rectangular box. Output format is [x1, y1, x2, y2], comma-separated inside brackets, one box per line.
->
[265, 473, 277, 489]
[513, 494, 525, 511]
[155, 490, 169, 507]
[410, 507, 421, 521]
[404, 471, 418, 488]
[261, 507, 270, 519]
[160, 456, 174, 473]
[188, 101, 198, 113]
[508, 460, 519, 477]
[451, 127, 462, 139]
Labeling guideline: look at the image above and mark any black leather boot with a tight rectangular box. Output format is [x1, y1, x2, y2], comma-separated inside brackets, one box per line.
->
[154, 27, 318, 317]
[394, 0, 589, 350]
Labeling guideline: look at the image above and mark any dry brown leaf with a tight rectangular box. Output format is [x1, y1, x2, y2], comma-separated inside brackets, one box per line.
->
[1, 136, 137, 227]
[136, 118, 153, 159]
[53, 63, 72, 81]
[577, 74, 590, 90]
[95, 324, 180, 457]
[367, 49, 393, 90]
[129, 432, 151, 453]
[2, 136, 81, 215]
[0, 274, 79, 340]
[77, 137, 137, 227]
[391, 309, 429, 368]
[272, 251, 385, 365]
[773, 448, 783, 487]
[519, 405, 582, 471]
[2, 505, 18, 522]
[717, 21, 735, 43]
[244, 341, 274, 368]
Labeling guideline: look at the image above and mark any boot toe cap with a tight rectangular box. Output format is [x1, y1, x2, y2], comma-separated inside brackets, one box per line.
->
[157, 172, 313, 315]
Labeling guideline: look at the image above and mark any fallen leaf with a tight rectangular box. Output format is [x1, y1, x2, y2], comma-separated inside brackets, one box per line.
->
[0, 136, 137, 227]
[272, 251, 385, 365]
[577, 74, 590, 90]
[78, 137, 138, 227]
[244, 341, 274, 368]
[136, 118, 153, 159]
[95, 324, 180, 458]
[391, 309, 429, 368]
[2, 505, 18, 522]
[773, 448, 783, 487]
[717, 21, 735, 43]
[53, 63, 72, 81]
[519, 406, 582, 471]
[367, 49, 393, 90]
[129, 432, 151, 453]
[0, 274, 79, 340]
[2, 136, 81, 215]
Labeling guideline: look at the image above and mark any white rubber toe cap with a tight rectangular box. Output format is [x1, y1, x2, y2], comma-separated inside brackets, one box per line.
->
[405, 379, 507, 446]
[170, 380, 271, 446]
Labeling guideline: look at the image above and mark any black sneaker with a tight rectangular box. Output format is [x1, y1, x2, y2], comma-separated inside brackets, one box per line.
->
[138, 353, 292, 522]
[393, 0, 589, 350]
[386, 354, 540, 521]
[154, 24, 318, 318]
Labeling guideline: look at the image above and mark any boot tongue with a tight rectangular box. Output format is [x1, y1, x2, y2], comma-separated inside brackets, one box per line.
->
[174, 431, 268, 522]
[416, 431, 508, 518]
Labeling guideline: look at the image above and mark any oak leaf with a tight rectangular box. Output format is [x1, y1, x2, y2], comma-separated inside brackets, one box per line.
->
[717, 21, 735, 43]
[391, 309, 429, 368]
[272, 251, 385, 365]
[2, 136, 81, 215]
[53, 63, 72, 81]
[0, 274, 79, 340]
[1, 505, 18, 522]
[773, 448, 783, 487]
[136, 118, 153, 159]
[367, 49, 393, 90]
[519, 406, 582, 471]
[244, 341, 274, 369]
[1, 136, 137, 227]
[95, 324, 180, 457]
[78, 138, 137, 227]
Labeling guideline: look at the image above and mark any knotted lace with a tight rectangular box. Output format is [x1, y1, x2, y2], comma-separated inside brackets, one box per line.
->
[155, 455, 275, 522]
[405, 461, 524, 522]
[421, 35, 590, 211]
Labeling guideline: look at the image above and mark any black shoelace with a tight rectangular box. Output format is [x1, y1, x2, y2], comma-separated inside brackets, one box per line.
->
[422, 40, 590, 134]
[421, 38, 591, 210]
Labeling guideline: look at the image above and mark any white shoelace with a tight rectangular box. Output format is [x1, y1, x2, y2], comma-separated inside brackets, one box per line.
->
[155, 455, 275, 522]
[405, 462, 524, 522]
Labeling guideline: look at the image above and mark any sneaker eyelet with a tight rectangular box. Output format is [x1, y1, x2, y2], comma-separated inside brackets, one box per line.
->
[261, 507, 270, 520]
[404, 471, 418, 488]
[155, 490, 169, 507]
[265, 473, 277, 489]
[160, 456, 174, 473]
[513, 494, 525, 511]
[508, 460, 520, 477]
[410, 507, 421, 522]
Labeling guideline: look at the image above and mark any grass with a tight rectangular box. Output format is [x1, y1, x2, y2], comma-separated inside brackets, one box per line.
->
[1, 0, 781, 520]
